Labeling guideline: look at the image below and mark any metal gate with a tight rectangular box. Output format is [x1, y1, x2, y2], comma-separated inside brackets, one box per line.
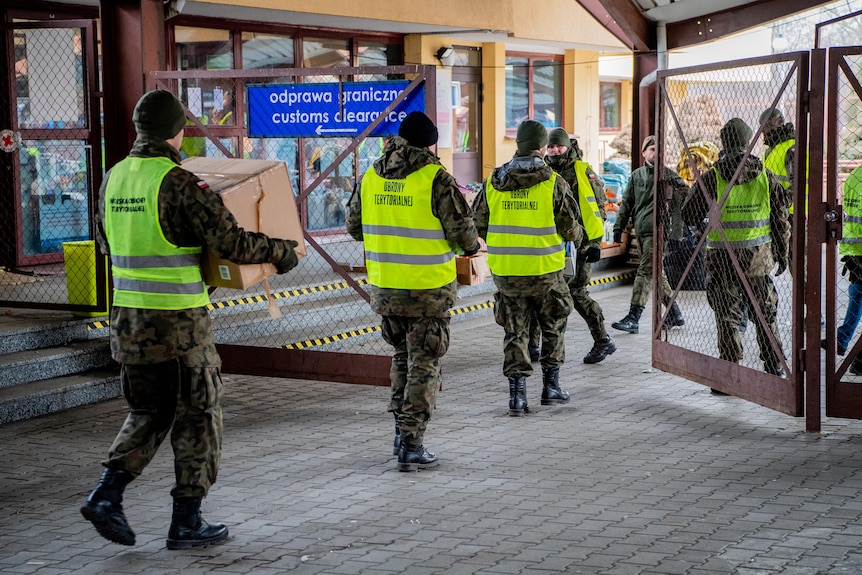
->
[823, 46, 862, 420]
[150, 65, 437, 385]
[652, 53, 809, 417]
[0, 18, 107, 316]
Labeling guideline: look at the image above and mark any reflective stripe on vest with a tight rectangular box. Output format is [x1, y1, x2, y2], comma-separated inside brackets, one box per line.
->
[574, 160, 604, 241]
[485, 173, 564, 276]
[840, 168, 862, 256]
[360, 164, 456, 289]
[104, 156, 209, 310]
[706, 169, 771, 250]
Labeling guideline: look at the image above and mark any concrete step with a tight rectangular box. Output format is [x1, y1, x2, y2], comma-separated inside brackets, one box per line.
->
[0, 368, 120, 425]
[0, 339, 115, 389]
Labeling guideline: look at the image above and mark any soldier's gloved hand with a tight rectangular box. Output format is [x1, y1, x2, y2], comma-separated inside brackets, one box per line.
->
[584, 246, 601, 263]
[275, 240, 299, 274]
[463, 242, 480, 257]
[612, 230, 622, 244]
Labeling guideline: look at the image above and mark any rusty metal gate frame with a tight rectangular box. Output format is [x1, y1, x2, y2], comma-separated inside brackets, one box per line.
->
[823, 46, 862, 420]
[652, 52, 810, 418]
[1, 18, 107, 316]
[150, 65, 437, 386]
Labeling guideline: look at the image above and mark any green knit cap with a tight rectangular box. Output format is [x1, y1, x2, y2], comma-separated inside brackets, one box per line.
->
[548, 128, 571, 148]
[720, 118, 753, 152]
[516, 120, 548, 154]
[133, 90, 186, 140]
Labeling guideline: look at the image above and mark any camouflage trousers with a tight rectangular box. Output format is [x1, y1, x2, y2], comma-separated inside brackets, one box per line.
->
[632, 235, 673, 308]
[382, 315, 450, 446]
[496, 280, 574, 377]
[104, 360, 223, 499]
[528, 256, 606, 345]
[705, 253, 784, 373]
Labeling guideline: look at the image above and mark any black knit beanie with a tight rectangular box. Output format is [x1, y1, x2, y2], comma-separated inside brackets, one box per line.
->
[548, 128, 571, 148]
[398, 111, 438, 148]
[133, 90, 186, 140]
[516, 120, 548, 154]
[720, 118, 753, 152]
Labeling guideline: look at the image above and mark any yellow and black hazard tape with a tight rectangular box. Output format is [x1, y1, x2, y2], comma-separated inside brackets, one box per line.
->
[279, 325, 383, 349]
[86, 272, 633, 333]
[86, 278, 370, 331]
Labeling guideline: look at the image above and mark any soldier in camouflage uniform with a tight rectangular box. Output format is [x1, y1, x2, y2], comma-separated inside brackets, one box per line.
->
[682, 118, 791, 379]
[545, 128, 617, 363]
[612, 136, 688, 334]
[472, 120, 584, 416]
[346, 111, 479, 472]
[81, 90, 300, 549]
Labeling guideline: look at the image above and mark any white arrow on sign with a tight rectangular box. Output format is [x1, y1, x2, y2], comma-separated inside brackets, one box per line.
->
[315, 125, 358, 136]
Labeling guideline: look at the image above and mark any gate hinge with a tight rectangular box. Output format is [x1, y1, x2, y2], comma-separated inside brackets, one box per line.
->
[797, 347, 806, 374]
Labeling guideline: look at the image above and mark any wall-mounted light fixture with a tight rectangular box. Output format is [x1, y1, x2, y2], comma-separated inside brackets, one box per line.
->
[435, 46, 455, 63]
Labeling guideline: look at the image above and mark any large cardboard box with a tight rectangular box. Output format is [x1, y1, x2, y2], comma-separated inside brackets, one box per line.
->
[182, 158, 306, 289]
[456, 253, 490, 286]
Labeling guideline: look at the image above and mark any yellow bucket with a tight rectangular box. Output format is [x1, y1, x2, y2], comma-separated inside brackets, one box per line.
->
[62, 240, 109, 318]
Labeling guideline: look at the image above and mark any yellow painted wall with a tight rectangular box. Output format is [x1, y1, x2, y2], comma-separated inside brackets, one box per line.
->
[511, 0, 624, 47]
[200, 0, 513, 33]
[481, 42, 510, 178]
[565, 50, 600, 167]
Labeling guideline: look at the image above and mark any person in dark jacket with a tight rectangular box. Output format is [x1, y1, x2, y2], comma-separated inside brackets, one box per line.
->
[612, 136, 688, 334]
[81, 90, 300, 549]
[346, 111, 479, 471]
[682, 118, 791, 378]
[472, 120, 584, 416]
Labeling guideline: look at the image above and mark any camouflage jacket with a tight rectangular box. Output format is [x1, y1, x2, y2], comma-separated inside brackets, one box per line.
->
[472, 151, 584, 296]
[345, 135, 479, 317]
[95, 136, 298, 365]
[546, 145, 607, 251]
[615, 162, 688, 237]
[682, 151, 791, 275]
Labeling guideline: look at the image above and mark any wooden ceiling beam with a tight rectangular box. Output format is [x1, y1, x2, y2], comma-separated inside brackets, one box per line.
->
[574, 0, 654, 52]
[666, 0, 835, 50]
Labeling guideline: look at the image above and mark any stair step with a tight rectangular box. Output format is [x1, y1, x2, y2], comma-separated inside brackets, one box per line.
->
[0, 339, 114, 389]
[0, 311, 90, 355]
[0, 368, 121, 425]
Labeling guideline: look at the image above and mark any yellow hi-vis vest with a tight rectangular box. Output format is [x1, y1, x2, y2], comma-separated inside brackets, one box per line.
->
[574, 160, 604, 242]
[485, 173, 564, 276]
[360, 164, 456, 289]
[840, 168, 862, 257]
[707, 169, 771, 250]
[764, 138, 807, 215]
[104, 157, 210, 310]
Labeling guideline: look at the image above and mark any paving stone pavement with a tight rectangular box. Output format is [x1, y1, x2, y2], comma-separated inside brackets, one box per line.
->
[3, 283, 862, 575]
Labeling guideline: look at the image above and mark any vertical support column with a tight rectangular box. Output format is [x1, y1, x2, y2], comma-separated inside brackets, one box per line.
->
[566, 49, 600, 166]
[633, 51, 657, 170]
[482, 42, 506, 178]
[805, 49, 827, 432]
[100, 0, 165, 170]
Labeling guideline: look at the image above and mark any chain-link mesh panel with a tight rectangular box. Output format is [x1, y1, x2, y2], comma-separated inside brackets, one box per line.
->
[831, 51, 862, 383]
[657, 57, 800, 378]
[154, 66, 435, 356]
[1, 24, 102, 313]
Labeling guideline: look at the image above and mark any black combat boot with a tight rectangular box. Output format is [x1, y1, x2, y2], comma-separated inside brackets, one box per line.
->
[528, 344, 541, 363]
[583, 335, 617, 364]
[611, 305, 643, 334]
[392, 412, 401, 456]
[664, 301, 685, 328]
[397, 441, 439, 472]
[540, 367, 570, 405]
[508, 375, 528, 416]
[166, 498, 229, 550]
[80, 467, 136, 546]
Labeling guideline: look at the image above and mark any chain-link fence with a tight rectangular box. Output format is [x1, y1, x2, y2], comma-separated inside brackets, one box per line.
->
[654, 54, 805, 405]
[827, 47, 862, 385]
[152, 66, 436, 358]
[0, 21, 105, 314]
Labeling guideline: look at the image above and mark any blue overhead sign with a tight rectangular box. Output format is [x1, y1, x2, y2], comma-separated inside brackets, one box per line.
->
[247, 80, 425, 138]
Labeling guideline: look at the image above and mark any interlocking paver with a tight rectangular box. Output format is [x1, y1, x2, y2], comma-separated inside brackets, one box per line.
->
[4, 283, 862, 574]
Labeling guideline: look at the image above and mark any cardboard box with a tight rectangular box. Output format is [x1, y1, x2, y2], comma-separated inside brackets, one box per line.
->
[456, 253, 490, 286]
[182, 158, 306, 289]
